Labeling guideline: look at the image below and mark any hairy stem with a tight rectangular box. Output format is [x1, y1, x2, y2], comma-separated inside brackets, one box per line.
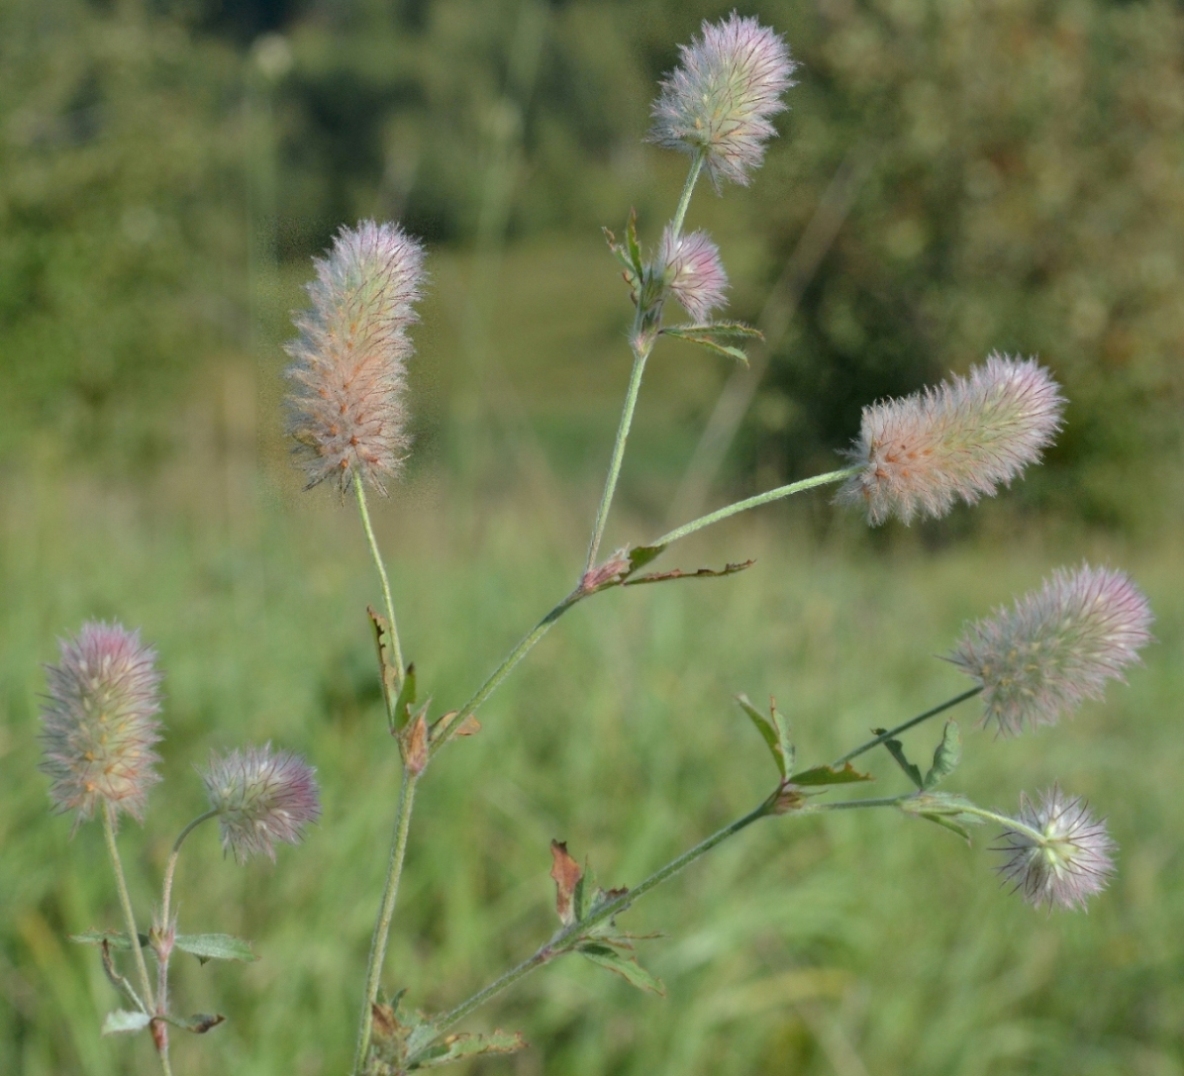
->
[101, 806, 154, 1014]
[652, 467, 859, 548]
[161, 809, 219, 930]
[956, 803, 1044, 843]
[355, 479, 405, 689]
[831, 686, 982, 769]
[353, 770, 419, 1075]
[411, 791, 904, 1060]
[669, 150, 705, 241]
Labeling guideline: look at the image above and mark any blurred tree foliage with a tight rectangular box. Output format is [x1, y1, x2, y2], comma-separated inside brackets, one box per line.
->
[1, 0, 1180, 526]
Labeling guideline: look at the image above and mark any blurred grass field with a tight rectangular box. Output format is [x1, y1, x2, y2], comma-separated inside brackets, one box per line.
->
[2, 310, 1182, 1074]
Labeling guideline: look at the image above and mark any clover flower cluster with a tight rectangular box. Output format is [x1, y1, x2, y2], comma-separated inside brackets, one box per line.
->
[657, 226, 728, 321]
[950, 564, 1153, 735]
[649, 13, 796, 188]
[285, 220, 426, 494]
[836, 355, 1065, 526]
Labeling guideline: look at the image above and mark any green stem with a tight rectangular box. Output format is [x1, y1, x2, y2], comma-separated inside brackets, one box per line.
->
[411, 791, 903, 1061]
[955, 803, 1044, 843]
[353, 770, 420, 1075]
[652, 467, 859, 548]
[584, 348, 650, 573]
[831, 686, 982, 769]
[101, 805, 155, 1013]
[355, 479, 405, 688]
[161, 809, 219, 930]
[429, 590, 582, 760]
[669, 151, 704, 241]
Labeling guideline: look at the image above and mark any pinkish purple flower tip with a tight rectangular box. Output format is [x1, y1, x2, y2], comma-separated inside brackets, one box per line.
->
[40, 621, 164, 827]
[201, 744, 321, 863]
[649, 13, 796, 189]
[950, 563, 1153, 736]
[994, 786, 1116, 910]
[836, 354, 1065, 526]
[658, 226, 729, 321]
[286, 220, 426, 495]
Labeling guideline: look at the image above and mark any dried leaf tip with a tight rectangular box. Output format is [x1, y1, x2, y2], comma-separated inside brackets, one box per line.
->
[40, 621, 164, 827]
[836, 354, 1065, 525]
[949, 564, 1152, 736]
[201, 745, 321, 863]
[285, 220, 426, 494]
[649, 13, 796, 188]
[994, 787, 1116, 910]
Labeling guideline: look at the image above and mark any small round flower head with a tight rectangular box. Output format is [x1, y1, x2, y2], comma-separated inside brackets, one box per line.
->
[285, 220, 426, 494]
[949, 564, 1152, 736]
[836, 354, 1065, 526]
[40, 621, 164, 827]
[201, 745, 321, 863]
[657, 226, 728, 321]
[994, 787, 1116, 910]
[649, 13, 796, 189]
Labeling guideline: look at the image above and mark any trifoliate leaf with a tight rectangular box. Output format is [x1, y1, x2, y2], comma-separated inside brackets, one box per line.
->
[578, 943, 665, 996]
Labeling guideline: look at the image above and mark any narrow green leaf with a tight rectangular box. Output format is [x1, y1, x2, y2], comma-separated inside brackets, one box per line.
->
[579, 944, 665, 996]
[625, 209, 642, 275]
[665, 321, 763, 340]
[392, 663, 418, 734]
[405, 1021, 441, 1060]
[736, 695, 785, 779]
[919, 813, 974, 843]
[626, 544, 666, 574]
[162, 1012, 225, 1034]
[771, 705, 795, 779]
[789, 762, 874, 787]
[875, 731, 924, 789]
[573, 864, 598, 923]
[174, 934, 257, 964]
[899, 792, 985, 827]
[659, 330, 750, 365]
[923, 721, 962, 790]
[412, 1029, 528, 1069]
[71, 930, 147, 950]
[102, 1010, 151, 1036]
[368, 606, 401, 726]
[623, 560, 755, 587]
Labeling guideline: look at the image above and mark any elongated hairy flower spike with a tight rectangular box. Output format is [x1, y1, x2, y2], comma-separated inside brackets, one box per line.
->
[658, 226, 728, 321]
[950, 563, 1152, 736]
[994, 787, 1116, 910]
[649, 13, 796, 188]
[286, 220, 426, 493]
[40, 621, 164, 827]
[201, 745, 321, 863]
[836, 354, 1065, 525]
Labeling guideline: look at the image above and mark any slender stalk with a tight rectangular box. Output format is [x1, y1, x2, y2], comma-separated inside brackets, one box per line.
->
[353, 770, 419, 1075]
[669, 150, 704, 241]
[161, 809, 219, 929]
[411, 791, 904, 1061]
[652, 467, 859, 548]
[355, 479, 404, 688]
[831, 687, 982, 769]
[101, 805, 155, 1014]
[584, 349, 650, 573]
[955, 803, 1045, 843]
[429, 590, 581, 760]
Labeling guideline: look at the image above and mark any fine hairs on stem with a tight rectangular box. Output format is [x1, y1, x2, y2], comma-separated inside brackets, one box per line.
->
[38, 14, 1154, 1076]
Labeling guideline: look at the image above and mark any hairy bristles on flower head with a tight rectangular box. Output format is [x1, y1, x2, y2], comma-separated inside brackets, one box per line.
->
[285, 220, 426, 493]
[657, 226, 728, 321]
[949, 563, 1152, 736]
[201, 745, 321, 863]
[835, 354, 1064, 525]
[40, 621, 164, 827]
[994, 787, 1116, 910]
[649, 13, 795, 189]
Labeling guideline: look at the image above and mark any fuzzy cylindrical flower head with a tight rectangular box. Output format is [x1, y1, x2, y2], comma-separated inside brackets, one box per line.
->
[994, 787, 1116, 910]
[285, 220, 426, 494]
[649, 13, 796, 188]
[40, 621, 164, 827]
[949, 564, 1152, 736]
[836, 354, 1065, 525]
[657, 226, 729, 321]
[201, 745, 321, 863]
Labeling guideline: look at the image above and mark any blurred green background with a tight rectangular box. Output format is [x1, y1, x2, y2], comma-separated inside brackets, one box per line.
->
[2, 0, 1182, 1074]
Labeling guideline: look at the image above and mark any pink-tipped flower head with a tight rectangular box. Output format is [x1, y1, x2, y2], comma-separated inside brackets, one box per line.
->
[994, 787, 1116, 910]
[40, 621, 164, 827]
[949, 564, 1152, 736]
[657, 226, 729, 321]
[649, 13, 796, 189]
[201, 745, 321, 863]
[285, 220, 426, 494]
[836, 354, 1065, 525]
